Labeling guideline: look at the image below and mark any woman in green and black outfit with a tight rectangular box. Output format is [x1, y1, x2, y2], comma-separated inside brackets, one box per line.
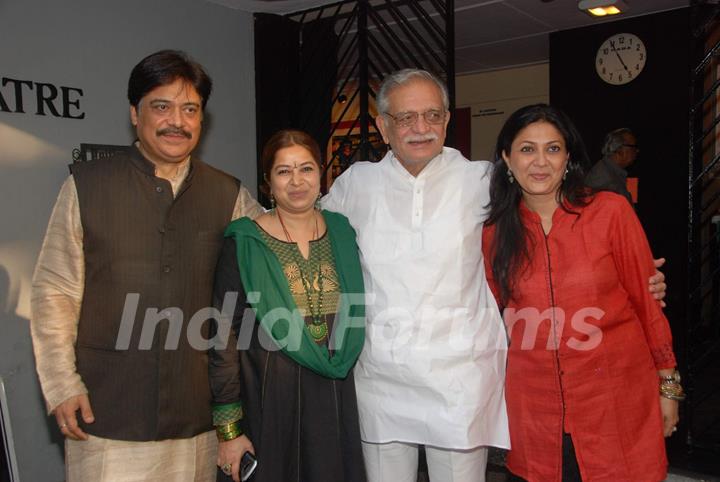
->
[209, 130, 366, 482]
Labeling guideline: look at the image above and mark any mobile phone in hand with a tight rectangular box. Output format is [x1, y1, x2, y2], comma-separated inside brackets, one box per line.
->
[240, 451, 257, 481]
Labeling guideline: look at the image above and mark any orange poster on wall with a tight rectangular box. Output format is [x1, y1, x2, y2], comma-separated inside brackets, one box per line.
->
[627, 177, 638, 203]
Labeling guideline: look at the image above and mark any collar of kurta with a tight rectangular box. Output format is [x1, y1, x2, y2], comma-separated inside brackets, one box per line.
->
[518, 197, 582, 226]
[129, 142, 197, 182]
[224, 210, 366, 379]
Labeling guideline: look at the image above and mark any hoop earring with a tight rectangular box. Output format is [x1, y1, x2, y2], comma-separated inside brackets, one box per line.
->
[507, 168, 515, 184]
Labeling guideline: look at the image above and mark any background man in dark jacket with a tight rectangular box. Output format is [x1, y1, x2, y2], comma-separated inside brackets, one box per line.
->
[586, 127, 639, 204]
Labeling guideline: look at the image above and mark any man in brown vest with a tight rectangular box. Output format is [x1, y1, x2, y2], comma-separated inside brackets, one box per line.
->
[30, 50, 262, 481]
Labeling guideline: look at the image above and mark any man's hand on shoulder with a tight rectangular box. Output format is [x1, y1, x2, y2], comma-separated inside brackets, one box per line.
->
[54, 393, 94, 440]
[649, 257, 667, 308]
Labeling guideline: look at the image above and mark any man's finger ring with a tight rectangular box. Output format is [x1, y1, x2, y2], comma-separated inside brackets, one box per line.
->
[59, 423, 68, 429]
[672, 426, 678, 432]
[221, 463, 232, 476]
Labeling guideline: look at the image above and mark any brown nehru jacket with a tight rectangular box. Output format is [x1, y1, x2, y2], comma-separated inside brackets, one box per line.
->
[70, 144, 240, 441]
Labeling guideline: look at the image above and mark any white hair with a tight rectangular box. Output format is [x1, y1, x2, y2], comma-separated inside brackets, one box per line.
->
[602, 127, 634, 157]
[376, 69, 449, 115]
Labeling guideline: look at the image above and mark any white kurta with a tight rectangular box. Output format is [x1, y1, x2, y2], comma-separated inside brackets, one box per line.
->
[322, 147, 510, 449]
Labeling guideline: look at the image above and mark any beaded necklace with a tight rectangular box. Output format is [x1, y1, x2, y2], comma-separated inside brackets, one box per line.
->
[275, 208, 329, 343]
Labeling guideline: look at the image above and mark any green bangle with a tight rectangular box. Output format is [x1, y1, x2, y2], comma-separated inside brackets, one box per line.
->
[212, 402, 244, 426]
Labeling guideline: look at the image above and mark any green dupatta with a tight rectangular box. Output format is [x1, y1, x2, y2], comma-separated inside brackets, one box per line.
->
[225, 210, 365, 379]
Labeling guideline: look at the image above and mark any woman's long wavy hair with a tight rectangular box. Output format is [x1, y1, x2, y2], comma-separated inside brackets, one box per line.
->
[486, 104, 593, 304]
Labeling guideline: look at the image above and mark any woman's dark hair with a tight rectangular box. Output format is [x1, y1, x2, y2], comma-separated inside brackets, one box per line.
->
[261, 129, 322, 177]
[486, 103, 592, 304]
[127, 50, 212, 109]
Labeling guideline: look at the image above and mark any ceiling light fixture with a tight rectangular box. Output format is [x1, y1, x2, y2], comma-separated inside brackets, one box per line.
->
[578, 0, 629, 17]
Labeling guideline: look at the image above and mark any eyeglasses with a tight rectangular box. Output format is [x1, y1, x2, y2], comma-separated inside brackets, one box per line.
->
[384, 109, 447, 128]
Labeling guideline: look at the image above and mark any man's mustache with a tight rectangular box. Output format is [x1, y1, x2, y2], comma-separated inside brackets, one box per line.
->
[157, 127, 192, 139]
[403, 133, 439, 143]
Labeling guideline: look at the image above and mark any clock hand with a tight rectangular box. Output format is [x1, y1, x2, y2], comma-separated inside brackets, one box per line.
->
[610, 40, 631, 73]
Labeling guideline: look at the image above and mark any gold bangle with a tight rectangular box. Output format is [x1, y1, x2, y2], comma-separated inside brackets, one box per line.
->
[215, 421, 243, 441]
[659, 370, 681, 384]
[217, 426, 240, 435]
[217, 431, 241, 442]
[217, 422, 239, 432]
[659, 383, 686, 401]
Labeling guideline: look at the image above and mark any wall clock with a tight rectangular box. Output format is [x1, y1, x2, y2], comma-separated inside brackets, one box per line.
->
[595, 33, 646, 85]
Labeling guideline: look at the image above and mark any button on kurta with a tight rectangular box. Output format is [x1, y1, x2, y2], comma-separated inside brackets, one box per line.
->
[411, 181, 424, 227]
[155, 186, 163, 193]
[162, 265, 171, 273]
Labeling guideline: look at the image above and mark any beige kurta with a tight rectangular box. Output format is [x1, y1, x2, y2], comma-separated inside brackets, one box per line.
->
[31, 161, 263, 481]
[65, 431, 218, 482]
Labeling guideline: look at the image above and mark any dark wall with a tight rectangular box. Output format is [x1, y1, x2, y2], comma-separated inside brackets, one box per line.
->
[550, 8, 690, 324]
[254, 14, 337, 204]
[254, 14, 300, 203]
[550, 8, 691, 462]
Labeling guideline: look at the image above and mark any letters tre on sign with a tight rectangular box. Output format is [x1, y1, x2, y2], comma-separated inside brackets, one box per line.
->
[0, 77, 85, 119]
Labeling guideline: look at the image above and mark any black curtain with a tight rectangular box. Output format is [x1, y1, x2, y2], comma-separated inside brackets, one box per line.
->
[254, 13, 338, 204]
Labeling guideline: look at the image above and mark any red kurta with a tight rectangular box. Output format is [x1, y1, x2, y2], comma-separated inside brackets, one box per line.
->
[482, 192, 675, 482]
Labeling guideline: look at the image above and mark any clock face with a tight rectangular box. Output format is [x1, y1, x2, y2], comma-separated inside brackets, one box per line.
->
[595, 33, 646, 85]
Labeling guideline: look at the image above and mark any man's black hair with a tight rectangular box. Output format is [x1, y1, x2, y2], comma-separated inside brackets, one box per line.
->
[127, 50, 212, 109]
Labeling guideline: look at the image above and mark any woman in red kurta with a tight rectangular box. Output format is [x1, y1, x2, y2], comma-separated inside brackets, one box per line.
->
[482, 104, 683, 482]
